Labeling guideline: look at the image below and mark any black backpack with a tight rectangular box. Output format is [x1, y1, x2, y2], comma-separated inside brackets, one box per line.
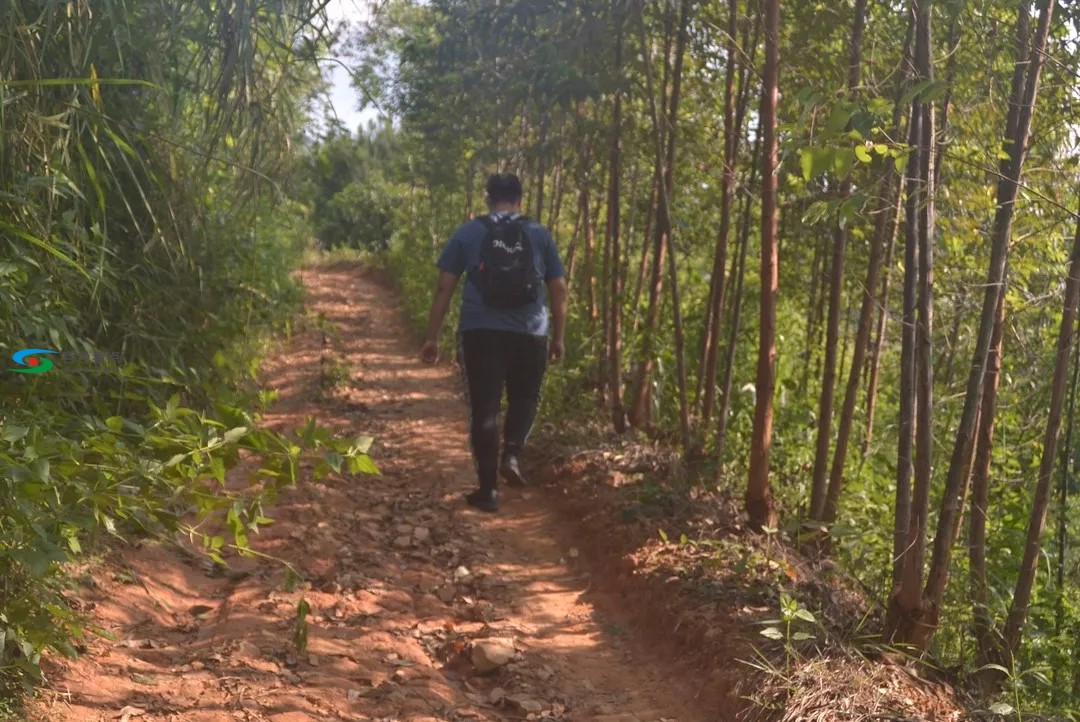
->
[473, 214, 540, 309]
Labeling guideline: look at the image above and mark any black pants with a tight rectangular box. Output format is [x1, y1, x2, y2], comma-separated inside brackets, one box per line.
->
[458, 329, 548, 491]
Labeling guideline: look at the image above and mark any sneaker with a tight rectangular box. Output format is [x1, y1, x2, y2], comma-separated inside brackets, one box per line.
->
[465, 488, 499, 513]
[499, 453, 528, 487]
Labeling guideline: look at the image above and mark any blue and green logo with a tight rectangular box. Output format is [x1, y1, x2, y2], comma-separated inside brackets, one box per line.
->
[9, 349, 58, 373]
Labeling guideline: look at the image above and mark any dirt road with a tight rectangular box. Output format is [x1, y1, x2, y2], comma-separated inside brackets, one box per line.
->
[33, 262, 718, 722]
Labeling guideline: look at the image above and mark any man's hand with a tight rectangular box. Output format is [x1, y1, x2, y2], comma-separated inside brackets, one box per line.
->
[546, 277, 568, 366]
[422, 271, 459, 365]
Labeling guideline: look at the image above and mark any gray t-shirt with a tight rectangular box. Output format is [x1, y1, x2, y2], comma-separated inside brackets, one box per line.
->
[436, 212, 566, 336]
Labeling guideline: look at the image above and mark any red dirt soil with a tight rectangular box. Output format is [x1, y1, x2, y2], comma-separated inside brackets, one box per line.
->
[30, 262, 731, 722]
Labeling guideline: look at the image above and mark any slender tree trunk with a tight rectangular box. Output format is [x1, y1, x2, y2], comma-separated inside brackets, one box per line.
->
[564, 187, 584, 285]
[1053, 312, 1079, 701]
[823, 168, 904, 525]
[662, 0, 693, 448]
[581, 184, 599, 350]
[549, 126, 566, 236]
[746, 0, 779, 532]
[862, 12, 915, 459]
[921, 0, 1053, 649]
[809, 0, 867, 522]
[607, 16, 628, 433]
[535, 110, 548, 224]
[716, 130, 760, 465]
[970, 286, 1006, 675]
[464, 154, 476, 219]
[933, 11, 961, 185]
[937, 313, 965, 390]
[700, 0, 742, 426]
[1003, 196, 1080, 667]
[862, 186, 904, 457]
[885, 0, 932, 641]
[950, 286, 1004, 548]
[801, 241, 824, 397]
[630, 173, 659, 336]
[628, 0, 679, 429]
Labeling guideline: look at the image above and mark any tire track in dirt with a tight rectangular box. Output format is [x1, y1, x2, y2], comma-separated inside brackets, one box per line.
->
[32, 261, 718, 722]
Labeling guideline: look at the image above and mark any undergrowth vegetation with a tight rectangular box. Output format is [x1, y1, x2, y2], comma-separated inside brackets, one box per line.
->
[0, 0, 374, 699]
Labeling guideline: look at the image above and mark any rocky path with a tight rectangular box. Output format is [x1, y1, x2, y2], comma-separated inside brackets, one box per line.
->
[32, 262, 716, 722]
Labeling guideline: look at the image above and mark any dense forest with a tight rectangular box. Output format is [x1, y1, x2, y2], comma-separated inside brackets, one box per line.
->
[6, 0, 1080, 718]
[320, 0, 1080, 715]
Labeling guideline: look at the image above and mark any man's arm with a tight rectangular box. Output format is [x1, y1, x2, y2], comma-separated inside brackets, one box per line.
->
[420, 271, 459, 363]
[546, 276, 568, 363]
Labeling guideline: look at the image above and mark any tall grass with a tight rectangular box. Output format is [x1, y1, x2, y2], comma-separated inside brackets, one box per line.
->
[0, 0, 371, 698]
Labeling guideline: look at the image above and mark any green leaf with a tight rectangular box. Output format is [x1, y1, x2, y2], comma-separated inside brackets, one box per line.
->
[211, 456, 226, 483]
[894, 153, 910, 174]
[799, 147, 814, 181]
[347, 454, 379, 475]
[760, 627, 784, 640]
[31, 457, 50, 481]
[799, 146, 834, 181]
[325, 451, 344, 474]
[833, 147, 855, 178]
[793, 608, 817, 624]
[658, 528, 669, 542]
[2, 426, 29, 442]
[823, 104, 854, 136]
[791, 632, 815, 641]
[989, 703, 1014, 715]
[854, 145, 872, 163]
[976, 663, 1012, 676]
[105, 416, 124, 433]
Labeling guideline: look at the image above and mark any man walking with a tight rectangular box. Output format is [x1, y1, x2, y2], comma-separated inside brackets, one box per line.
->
[420, 173, 568, 512]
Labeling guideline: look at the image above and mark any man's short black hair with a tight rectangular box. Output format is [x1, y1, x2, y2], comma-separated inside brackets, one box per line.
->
[486, 172, 523, 204]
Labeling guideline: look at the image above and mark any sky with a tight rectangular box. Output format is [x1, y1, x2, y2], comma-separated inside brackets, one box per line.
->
[322, 0, 380, 133]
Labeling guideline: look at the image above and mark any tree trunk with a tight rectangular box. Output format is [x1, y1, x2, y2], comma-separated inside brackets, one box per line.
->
[746, 0, 779, 532]
[607, 16, 628, 433]
[581, 183, 599, 351]
[862, 12, 915, 459]
[800, 240, 824, 397]
[823, 167, 904, 525]
[921, 0, 1053, 649]
[628, 0, 679, 429]
[970, 286, 1006, 675]
[630, 172, 659, 336]
[809, 0, 867, 522]
[464, 154, 476, 219]
[1053, 311, 1080, 701]
[862, 186, 904, 457]
[699, 0, 741, 425]
[716, 130, 760, 465]
[661, 0, 693, 448]
[534, 110, 548, 224]
[1003, 197, 1080, 667]
[884, 0, 933, 643]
